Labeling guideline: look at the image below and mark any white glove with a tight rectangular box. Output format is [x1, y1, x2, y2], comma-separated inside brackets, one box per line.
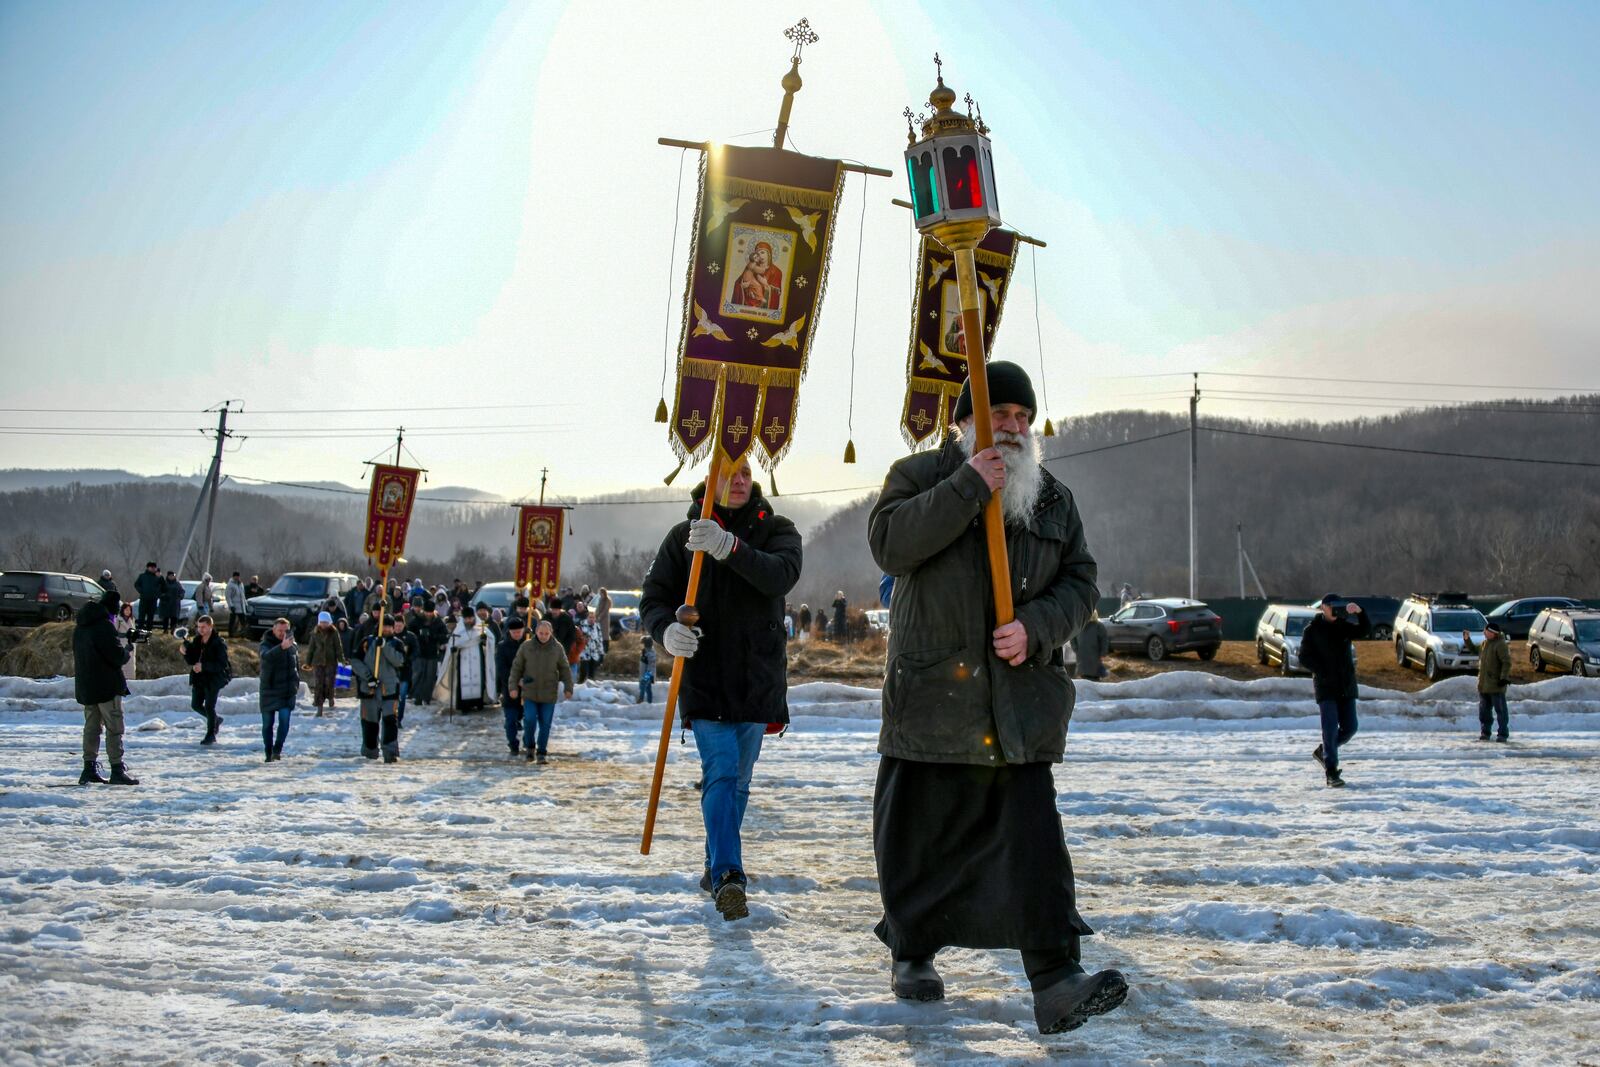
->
[686, 519, 736, 561]
[664, 622, 700, 659]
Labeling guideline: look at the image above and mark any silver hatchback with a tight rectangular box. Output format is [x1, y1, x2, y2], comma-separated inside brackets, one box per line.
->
[1528, 608, 1600, 676]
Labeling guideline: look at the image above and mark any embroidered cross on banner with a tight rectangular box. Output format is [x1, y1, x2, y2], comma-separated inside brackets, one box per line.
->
[763, 417, 784, 445]
[727, 416, 750, 443]
[681, 409, 707, 436]
[908, 409, 932, 433]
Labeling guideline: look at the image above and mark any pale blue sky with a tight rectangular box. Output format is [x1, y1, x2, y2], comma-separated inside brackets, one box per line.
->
[2, 0, 1596, 496]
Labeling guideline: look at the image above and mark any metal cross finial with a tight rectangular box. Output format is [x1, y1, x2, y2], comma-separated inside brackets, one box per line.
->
[933, 51, 943, 81]
[785, 18, 818, 61]
[903, 105, 916, 136]
[964, 92, 974, 118]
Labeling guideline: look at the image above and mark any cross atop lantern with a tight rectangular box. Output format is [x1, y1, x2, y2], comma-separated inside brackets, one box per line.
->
[904, 53, 1002, 252]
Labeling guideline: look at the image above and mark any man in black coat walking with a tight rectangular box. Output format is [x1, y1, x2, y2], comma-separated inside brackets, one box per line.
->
[159, 570, 183, 633]
[408, 601, 448, 706]
[867, 362, 1124, 1034]
[640, 455, 801, 923]
[496, 615, 527, 755]
[1298, 594, 1371, 787]
[73, 592, 139, 785]
[181, 615, 230, 744]
[134, 562, 162, 628]
[258, 618, 299, 761]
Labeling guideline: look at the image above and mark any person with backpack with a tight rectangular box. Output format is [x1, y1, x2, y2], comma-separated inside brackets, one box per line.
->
[181, 614, 231, 745]
[258, 618, 299, 762]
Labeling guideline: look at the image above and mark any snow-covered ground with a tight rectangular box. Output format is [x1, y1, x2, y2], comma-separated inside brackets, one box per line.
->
[2, 673, 1598, 1065]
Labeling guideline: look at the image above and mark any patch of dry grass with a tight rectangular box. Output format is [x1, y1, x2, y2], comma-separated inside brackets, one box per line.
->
[0, 623, 260, 680]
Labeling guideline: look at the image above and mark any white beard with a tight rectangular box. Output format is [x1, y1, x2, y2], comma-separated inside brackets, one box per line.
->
[957, 424, 1044, 526]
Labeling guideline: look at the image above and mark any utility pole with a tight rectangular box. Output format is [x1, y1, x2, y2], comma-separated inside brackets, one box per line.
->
[176, 402, 237, 577]
[1237, 522, 1245, 598]
[1189, 373, 1199, 601]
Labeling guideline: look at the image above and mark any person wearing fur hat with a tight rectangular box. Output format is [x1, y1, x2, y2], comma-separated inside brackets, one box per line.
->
[639, 454, 802, 923]
[867, 360, 1124, 1034]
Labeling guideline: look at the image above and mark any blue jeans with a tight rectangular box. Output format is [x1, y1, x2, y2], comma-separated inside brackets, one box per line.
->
[261, 705, 292, 753]
[396, 679, 410, 722]
[502, 704, 523, 750]
[692, 720, 765, 884]
[1479, 692, 1509, 738]
[639, 675, 654, 703]
[522, 700, 556, 755]
[1318, 698, 1359, 771]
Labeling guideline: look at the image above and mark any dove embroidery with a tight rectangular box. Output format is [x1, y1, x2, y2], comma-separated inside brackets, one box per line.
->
[926, 258, 951, 290]
[692, 302, 731, 342]
[707, 195, 748, 233]
[979, 272, 1003, 307]
[917, 341, 947, 372]
[786, 206, 821, 251]
[761, 314, 806, 350]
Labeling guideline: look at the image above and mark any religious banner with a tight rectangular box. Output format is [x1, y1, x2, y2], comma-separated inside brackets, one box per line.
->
[363, 464, 421, 571]
[669, 144, 846, 470]
[900, 228, 1020, 449]
[514, 505, 565, 599]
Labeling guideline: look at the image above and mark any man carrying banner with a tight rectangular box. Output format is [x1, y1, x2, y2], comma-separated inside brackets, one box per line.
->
[867, 361, 1127, 1033]
[639, 455, 801, 922]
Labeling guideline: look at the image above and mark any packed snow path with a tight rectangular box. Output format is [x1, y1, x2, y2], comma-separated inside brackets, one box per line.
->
[2, 675, 1598, 1065]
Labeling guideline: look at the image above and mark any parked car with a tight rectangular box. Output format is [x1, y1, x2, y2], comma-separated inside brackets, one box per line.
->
[1313, 595, 1401, 640]
[1254, 604, 1317, 674]
[0, 570, 106, 625]
[243, 572, 358, 638]
[864, 608, 890, 633]
[1393, 592, 1486, 682]
[1104, 598, 1223, 661]
[469, 581, 520, 617]
[179, 580, 230, 624]
[1484, 597, 1587, 641]
[1528, 607, 1600, 676]
[590, 589, 643, 638]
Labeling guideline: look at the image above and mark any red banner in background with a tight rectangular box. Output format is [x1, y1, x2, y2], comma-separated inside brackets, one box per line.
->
[364, 465, 421, 572]
[515, 505, 564, 599]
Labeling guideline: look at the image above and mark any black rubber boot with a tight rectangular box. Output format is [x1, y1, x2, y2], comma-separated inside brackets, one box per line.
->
[1325, 767, 1346, 787]
[108, 763, 139, 786]
[1032, 968, 1129, 1034]
[79, 760, 106, 785]
[382, 742, 399, 764]
[891, 957, 945, 1002]
[1312, 744, 1325, 768]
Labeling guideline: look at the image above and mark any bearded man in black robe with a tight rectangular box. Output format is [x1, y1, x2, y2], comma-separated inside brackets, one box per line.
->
[867, 361, 1127, 1034]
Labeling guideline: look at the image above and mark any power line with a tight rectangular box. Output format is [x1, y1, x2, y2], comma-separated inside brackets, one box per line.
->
[0, 402, 568, 416]
[1199, 425, 1600, 469]
[1092, 371, 1600, 393]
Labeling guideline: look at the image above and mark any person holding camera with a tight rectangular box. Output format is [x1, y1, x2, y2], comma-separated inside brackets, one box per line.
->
[113, 600, 139, 682]
[1298, 594, 1371, 787]
[74, 591, 138, 785]
[258, 618, 299, 762]
[182, 614, 231, 745]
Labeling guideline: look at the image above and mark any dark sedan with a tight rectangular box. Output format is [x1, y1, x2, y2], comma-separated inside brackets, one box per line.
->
[1485, 597, 1587, 640]
[1104, 598, 1223, 661]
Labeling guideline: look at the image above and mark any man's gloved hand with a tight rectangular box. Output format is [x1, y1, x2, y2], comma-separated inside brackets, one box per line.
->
[686, 519, 736, 561]
[664, 622, 700, 659]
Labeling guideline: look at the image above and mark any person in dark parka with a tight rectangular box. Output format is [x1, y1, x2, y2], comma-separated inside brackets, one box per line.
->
[640, 454, 801, 923]
[1297, 594, 1371, 787]
[158, 570, 184, 632]
[496, 615, 528, 755]
[867, 361, 1125, 1034]
[1072, 612, 1110, 680]
[257, 617, 299, 762]
[181, 615, 230, 744]
[73, 591, 138, 785]
[133, 562, 163, 628]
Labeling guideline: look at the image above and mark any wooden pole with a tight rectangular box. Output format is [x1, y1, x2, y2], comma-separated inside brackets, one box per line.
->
[953, 246, 1015, 627]
[641, 446, 725, 855]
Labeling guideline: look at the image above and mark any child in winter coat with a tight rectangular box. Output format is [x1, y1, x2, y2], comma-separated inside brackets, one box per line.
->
[639, 635, 658, 703]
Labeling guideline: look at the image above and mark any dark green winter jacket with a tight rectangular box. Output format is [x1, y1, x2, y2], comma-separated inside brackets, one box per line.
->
[1465, 632, 1512, 694]
[868, 436, 1099, 766]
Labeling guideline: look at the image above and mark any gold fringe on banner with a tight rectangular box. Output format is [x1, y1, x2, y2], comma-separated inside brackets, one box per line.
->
[709, 175, 836, 211]
[683, 358, 800, 389]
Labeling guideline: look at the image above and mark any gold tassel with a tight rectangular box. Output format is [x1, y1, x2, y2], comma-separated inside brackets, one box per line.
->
[663, 460, 684, 486]
[843, 439, 857, 464]
[654, 398, 669, 423]
[1043, 417, 1056, 437]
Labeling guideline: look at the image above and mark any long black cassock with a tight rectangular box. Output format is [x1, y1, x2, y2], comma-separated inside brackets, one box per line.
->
[867, 435, 1099, 958]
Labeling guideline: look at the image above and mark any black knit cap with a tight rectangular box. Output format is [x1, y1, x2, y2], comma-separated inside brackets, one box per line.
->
[952, 361, 1037, 424]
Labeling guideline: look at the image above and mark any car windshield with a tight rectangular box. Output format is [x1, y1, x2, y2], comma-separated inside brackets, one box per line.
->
[269, 576, 332, 598]
[1431, 610, 1484, 633]
[608, 592, 640, 609]
[1575, 620, 1600, 643]
[1488, 601, 1517, 617]
[1285, 617, 1308, 637]
[474, 586, 516, 610]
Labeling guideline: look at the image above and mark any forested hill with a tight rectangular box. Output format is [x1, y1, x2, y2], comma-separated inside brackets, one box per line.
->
[794, 396, 1600, 609]
[3, 397, 1597, 604]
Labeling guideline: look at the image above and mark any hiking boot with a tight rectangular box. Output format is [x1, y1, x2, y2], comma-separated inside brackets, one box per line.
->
[272, 747, 283, 762]
[200, 732, 217, 746]
[508, 745, 520, 758]
[264, 750, 274, 763]
[78, 760, 106, 786]
[891, 957, 945, 1002]
[1495, 735, 1509, 743]
[1325, 767, 1346, 788]
[361, 746, 379, 760]
[713, 871, 749, 922]
[536, 753, 549, 765]
[699, 866, 713, 894]
[1477, 732, 1491, 741]
[108, 763, 139, 786]
[1033, 968, 1129, 1034]
[1312, 744, 1325, 769]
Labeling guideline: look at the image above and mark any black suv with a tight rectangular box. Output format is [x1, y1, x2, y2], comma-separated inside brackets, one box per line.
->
[0, 571, 107, 625]
[1104, 598, 1224, 661]
[1317, 595, 1401, 640]
[1484, 597, 1587, 641]
[243, 572, 357, 638]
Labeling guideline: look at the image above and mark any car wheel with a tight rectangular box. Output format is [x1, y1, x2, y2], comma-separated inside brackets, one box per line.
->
[1530, 646, 1544, 672]
[1256, 640, 1267, 665]
[1198, 645, 1218, 661]
[1574, 658, 1589, 678]
[1372, 624, 1393, 641]
[1146, 636, 1168, 662]
[1279, 653, 1293, 676]
[54, 604, 73, 622]
[1396, 640, 1408, 668]
[1424, 651, 1441, 682]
